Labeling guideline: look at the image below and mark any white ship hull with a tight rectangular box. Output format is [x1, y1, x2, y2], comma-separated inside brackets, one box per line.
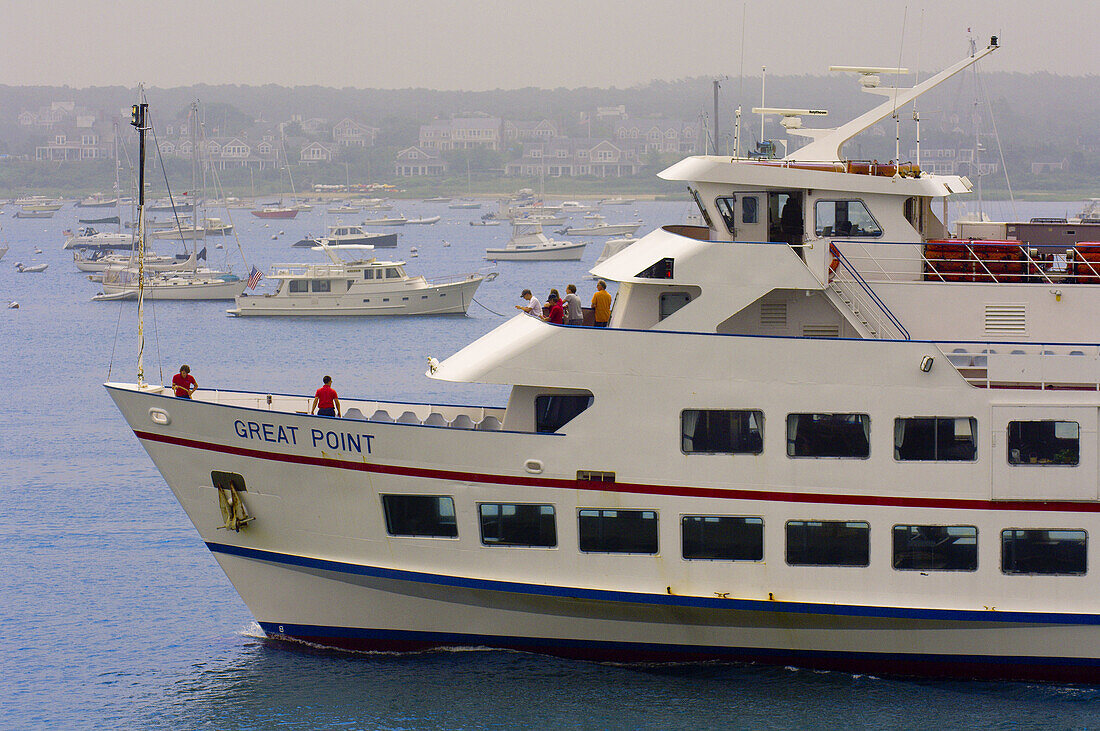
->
[105, 329, 1100, 684]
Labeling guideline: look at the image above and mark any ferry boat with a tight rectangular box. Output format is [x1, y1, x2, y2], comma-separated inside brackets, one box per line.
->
[227, 243, 493, 317]
[107, 38, 1100, 683]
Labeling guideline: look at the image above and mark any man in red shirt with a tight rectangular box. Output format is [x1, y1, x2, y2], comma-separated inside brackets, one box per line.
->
[172, 365, 197, 399]
[310, 375, 341, 417]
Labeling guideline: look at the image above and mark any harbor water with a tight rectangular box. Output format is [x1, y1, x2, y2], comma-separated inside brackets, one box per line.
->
[4, 198, 1100, 728]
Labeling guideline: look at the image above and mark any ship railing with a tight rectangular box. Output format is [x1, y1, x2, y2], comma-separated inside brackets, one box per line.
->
[193, 389, 509, 429]
[936, 341, 1100, 390]
[828, 244, 910, 340]
[833, 239, 1100, 285]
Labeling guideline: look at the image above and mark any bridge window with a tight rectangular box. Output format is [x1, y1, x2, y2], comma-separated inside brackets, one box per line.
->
[682, 409, 763, 454]
[1002, 529, 1086, 575]
[714, 196, 736, 234]
[893, 525, 977, 571]
[311, 279, 331, 293]
[787, 413, 870, 458]
[535, 393, 593, 433]
[895, 417, 977, 461]
[637, 257, 674, 279]
[815, 200, 882, 237]
[479, 503, 556, 547]
[381, 495, 457, 538]
[687, 186, 714, 229]
[1007, 421, 1079, 465]
[682, 516, 763, 560]
[289, 280, 308, 293]
[578, 509, 658, 554]
[786, 520, 869, 566]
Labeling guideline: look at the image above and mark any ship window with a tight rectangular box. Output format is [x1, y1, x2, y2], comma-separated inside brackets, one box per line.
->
[535, 393, 593, 433]
[787, 413, 870, 458]
[714, 196, 737, 234]
[682, 409, 763, 454]
[1002, 529, 1086, 575]
[742, 196, 758, 224]
[637, 257, 674, 279]
[895, 417, 977, 461]
[578, 509, 658, 554]
[687, 186, 714, 229]
[892, 525, 977, 571]
[311, 279, 331, 293]
[381, 495, 457, 538]
[479, 503, 556, 547]
[385, 267, 400, 278]
[814, 200, 882, 237]
[289, 280, 308, 293]
[364, 269, 375, 279]
[658, 292, 691, 320]
[682, 516, 763, 560]
[786, 520, 870, 566]
[1007, 420, 1079, 465]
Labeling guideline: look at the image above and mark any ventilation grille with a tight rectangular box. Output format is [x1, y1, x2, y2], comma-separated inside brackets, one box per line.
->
[760, 301, 788, 326]
[985, 303, 1026, 335]
[803, 324, 840, 338]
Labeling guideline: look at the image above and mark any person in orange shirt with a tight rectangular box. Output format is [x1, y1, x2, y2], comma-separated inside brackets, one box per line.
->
[591, 279, 612, 327]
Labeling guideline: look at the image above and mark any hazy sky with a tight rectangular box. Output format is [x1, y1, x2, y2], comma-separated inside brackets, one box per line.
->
[2, 0, 1096, 89]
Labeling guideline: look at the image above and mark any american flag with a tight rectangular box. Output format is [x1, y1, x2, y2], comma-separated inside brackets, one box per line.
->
[246, 265, 263, 290]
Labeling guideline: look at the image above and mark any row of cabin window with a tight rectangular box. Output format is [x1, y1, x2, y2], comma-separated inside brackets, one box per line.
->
[286, 269, 402, 292]
[380, 495, 1087, 575]
[711, 196, 884, 238]
[682, 410, 1081, 465]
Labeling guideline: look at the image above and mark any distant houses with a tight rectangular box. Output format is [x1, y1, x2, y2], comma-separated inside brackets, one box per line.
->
[394, 146, 447, 177]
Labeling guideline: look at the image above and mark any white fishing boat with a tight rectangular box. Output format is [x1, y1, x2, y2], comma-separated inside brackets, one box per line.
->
[560, 200, 597, 212]
[77, 193, 118, 208]
[294, 224, 398, 249]
[108, 37, 1100, 684]
[362, 216, 408, 227]
[203, 217, 234, 236]
[62, 227, 134, 251]
[512, 213, 569, 226]
[485, 222, 587, 261]
[227, 243, 492, 317]
[15, 209, 55, 219]
[328, 205, 360, 214]
[561, 222, 643, 237]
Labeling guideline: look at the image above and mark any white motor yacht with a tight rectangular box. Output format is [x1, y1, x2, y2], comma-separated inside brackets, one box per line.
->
[485, 222, 587, 261]
[62, 227, 134, 251]
[227, 243, 492, 316]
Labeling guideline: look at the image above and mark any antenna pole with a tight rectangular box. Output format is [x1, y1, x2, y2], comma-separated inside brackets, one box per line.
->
[760, 66, 766, 141]
[713, 79, 720, 154]
[734, 106, 742, 158]
[131, 96, 149, 387]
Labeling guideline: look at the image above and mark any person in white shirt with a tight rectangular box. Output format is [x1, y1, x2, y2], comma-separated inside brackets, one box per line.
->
[562, 283, 584, 325]
[515, 288, 542, 317]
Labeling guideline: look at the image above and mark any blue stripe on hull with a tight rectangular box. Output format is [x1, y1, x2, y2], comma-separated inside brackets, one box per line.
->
[209, 541, 1100, 626]
[257, 622, 1100, 684]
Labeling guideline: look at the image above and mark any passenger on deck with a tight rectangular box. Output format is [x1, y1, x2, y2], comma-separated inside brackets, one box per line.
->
[562, 284, 584, 326]
[172, 365, 197, 399]
[516, 289, 542, 317]
[543, 292, 564, 324]
[591, 280, 612, 327]
[311, 375, 341, 418]
[780, 195, 803, 249]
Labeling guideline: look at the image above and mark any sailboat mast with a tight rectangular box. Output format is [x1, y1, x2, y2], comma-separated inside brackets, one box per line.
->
[191, 102, 199, 235]
[131, 98, 149, 387]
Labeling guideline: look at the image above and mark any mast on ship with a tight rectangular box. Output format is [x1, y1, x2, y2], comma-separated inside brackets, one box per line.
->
[131, 95, 149, 387]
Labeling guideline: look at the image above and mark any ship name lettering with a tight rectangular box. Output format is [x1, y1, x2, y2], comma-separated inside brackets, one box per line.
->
[234, 419, 299, 445]
[310, 428, 374, 454]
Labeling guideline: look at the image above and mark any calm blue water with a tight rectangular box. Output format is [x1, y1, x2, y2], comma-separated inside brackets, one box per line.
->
[4, 197, 1100, 729]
